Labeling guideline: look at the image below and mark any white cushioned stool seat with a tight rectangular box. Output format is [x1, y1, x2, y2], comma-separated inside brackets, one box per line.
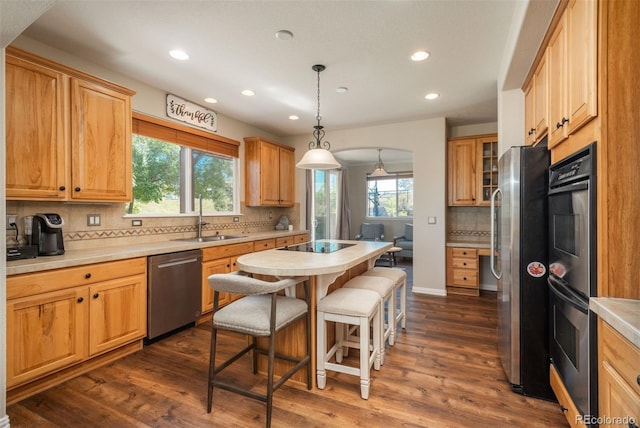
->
[343, 275, 395, 364]
[317, 287, 381, 399]
[363, 267, 407, 331]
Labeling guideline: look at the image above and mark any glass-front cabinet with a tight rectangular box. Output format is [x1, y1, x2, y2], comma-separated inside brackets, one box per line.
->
[478, 136, 498, 205]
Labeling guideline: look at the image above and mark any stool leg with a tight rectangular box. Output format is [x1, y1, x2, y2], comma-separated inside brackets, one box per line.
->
[335, 322, 344, 363]
[400, 279, 407, 329]
[373, 307, 381, 372]
[316, 312, 327, 389]
[207, 327, 218, 413]
[359, 315, 370, 400]
[388, 290, 396, 346]
[378, 299, 385, 366]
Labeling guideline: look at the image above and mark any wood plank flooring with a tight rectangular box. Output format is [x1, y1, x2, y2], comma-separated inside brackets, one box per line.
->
[7, 262, 568, 427]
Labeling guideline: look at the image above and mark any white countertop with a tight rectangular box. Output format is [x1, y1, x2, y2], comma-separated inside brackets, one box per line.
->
[237, 240, 391, 276]
[6, 230, 306, 276]
[590, 297, 640, 348]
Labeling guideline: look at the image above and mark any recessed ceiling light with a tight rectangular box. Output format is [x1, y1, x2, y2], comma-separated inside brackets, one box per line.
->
[169, 49, 189, 60]
[241, 89, 255, 97]
[289, 115, 299, 120]
[425, 92, 440, 100]
[204, 97, 218, 104]
[275, 30, 294, 40]
[336, 87, 349, 93]
[411, 50, 430, 61]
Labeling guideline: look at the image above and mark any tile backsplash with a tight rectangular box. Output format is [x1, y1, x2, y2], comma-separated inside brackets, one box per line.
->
[5, 201, 299, 250]
[447, 206, 491, 241]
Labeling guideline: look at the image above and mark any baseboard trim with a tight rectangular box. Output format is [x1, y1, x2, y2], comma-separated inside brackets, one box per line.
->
[480, 283, 497, 291]
[412, 286, 447, 296]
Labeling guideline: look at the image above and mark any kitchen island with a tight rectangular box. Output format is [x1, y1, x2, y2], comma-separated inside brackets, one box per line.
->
[236, 239, 392, 385]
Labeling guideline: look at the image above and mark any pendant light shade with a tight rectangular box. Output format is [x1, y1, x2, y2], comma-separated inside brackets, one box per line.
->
[296, 64, 341, 170]
[370, 149, 389, 177]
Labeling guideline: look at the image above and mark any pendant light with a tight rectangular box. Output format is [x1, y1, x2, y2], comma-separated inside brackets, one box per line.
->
[370, 149, 389, 177]
[296, 64, 341, 170]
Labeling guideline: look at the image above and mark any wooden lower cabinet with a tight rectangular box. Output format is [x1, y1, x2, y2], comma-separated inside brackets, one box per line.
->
[201, 242, 254, 313]
[6, 258, 147, 392]
[550, 364, 582, 428]
[446, 247, 479, 296]
[598, 319, 640, 428]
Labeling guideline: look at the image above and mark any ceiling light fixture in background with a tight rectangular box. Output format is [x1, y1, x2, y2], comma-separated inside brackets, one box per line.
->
[289, 115, 299, 120]
[425, 92, 440, 100]
[275, 30, 294, 40]
[204, 97, 217, 104]
[370, 148, 389, 177]
[411, 50, 430, 61]
[296, 64, 341, 170]
[241, 89, 255, 96]
[169, 49, 189, 60]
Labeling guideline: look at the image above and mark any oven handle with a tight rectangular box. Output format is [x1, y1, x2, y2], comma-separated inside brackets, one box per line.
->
[490, 188, 502, 280]
[548, 276, 589, 314]
[548, 180, 588, 196]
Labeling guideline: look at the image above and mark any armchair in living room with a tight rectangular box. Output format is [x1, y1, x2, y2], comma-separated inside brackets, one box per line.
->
[393, 224, 413, 260]
[355, 223, 385, 241]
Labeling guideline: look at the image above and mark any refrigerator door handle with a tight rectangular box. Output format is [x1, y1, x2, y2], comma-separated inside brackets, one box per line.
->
[490, 187, 502, 279]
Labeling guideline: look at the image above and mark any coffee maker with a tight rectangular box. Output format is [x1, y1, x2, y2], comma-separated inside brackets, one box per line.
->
[31, 213, 65, 256]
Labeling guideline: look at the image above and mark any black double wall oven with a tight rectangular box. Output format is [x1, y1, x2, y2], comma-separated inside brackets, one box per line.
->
[547, 143, 597, 422]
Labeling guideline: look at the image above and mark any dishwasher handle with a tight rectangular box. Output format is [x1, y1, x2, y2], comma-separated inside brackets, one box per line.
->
[157, 257, 200, 269]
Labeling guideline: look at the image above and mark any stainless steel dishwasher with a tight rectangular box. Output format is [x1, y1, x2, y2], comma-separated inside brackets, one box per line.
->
[147, 250, 202, 341]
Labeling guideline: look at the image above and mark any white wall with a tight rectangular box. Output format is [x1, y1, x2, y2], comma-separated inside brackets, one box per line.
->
[449, 122, 498, 139]
[285, 117, 448, 296]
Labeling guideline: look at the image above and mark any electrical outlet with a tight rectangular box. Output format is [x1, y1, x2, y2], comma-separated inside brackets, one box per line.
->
[132, 219, 143, 227]
[268, 211, 273, 219]
[428, 216, 437, 224]
[233, 216, 240, 223]
[87, 214, 102, 226]
[6, 214, 18, 229]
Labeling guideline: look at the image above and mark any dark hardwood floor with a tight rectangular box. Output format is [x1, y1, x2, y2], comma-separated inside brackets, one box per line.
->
[7, 261, 568, 427]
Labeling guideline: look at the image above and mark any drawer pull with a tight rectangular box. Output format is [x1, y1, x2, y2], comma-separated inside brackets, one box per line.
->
[77, 297, 84, 303]
[93, 293, 99, 299]
[463, 262, 467, 266]
[463, 277, 467, 281]
[85, 273, 92, 279]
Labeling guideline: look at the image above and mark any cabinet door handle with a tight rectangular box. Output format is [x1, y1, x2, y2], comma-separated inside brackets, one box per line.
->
[556, 117, 569, 129]
[528, 128, 535, 135]
[75, 187, 81, 192]
[85, 273, 92, 279]
[559, 404, 568, 413]
[637, 374, 640, 386]
[226, 263, 230, 268]
[59, 186, 66, 191]
[93, 293, 99, 299]
[463, 262, 467, 266]
[77, 297, 84, 303]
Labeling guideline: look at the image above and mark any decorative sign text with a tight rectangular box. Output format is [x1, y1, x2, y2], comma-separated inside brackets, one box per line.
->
[166, 94, 217, 132]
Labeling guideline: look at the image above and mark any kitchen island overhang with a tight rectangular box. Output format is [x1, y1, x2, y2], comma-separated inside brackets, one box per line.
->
[235, 239, 392, 386]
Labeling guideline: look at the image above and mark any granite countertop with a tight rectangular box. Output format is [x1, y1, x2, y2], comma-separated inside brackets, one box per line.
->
[6, 230, 307, 276]
[237, 240, 391, 277]
[590, 297, 640, 348]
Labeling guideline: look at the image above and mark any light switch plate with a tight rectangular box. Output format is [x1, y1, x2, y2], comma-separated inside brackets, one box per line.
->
[428, 216, 437, 224]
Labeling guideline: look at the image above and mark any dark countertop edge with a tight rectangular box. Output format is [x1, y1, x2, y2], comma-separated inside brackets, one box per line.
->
[590, 297, 640, 348]
[6, 230, 308, 276]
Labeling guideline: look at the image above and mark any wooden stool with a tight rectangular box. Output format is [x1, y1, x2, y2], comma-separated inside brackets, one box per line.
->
[343, 275, 395, 363]
[317, 287, 381, 399]
[363, 267, 407, 331]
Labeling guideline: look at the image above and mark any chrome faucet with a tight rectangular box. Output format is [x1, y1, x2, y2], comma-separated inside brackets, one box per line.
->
[197, 194, 208, 239]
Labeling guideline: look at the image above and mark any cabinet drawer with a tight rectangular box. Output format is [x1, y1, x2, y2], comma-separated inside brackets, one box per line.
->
[202, 242, 253, 261]
[600, 319, 640, 397]
[253, 239, 276, 251]
[451, 270, 478, 288]
[452, 257, 478, 270]
[451, 248, 477, 258]
[276, 236, 295, 247]
[294, 233, 309, 244]
[7, 257, 146, 299]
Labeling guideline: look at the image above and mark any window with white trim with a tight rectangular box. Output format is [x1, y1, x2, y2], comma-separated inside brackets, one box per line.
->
[366, 172, 413, 218]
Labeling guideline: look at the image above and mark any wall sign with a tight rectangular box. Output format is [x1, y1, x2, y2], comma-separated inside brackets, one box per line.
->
[166, 94, 217, 132]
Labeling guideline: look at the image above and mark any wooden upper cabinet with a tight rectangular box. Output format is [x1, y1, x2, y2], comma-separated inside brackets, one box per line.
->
[448, 134, 497, 206]
[447, 138, 477, 206]
[566, 0, 597, 135]
[244, 136, 295, 207]
[70, 78, 132, 201]
[5, 54, 68, 200]
[524, 81, 536, 145]
[5, 47, 135, 202]
[533, 53, 549, 140]
[546, 0, 597, 149]
[548, 13, 568, 148]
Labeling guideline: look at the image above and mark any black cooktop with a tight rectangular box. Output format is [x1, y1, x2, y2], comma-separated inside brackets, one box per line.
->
[278, 241, 355, 254]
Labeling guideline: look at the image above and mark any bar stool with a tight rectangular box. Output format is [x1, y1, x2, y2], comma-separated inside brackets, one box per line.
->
[207, 272, 311, 428]
[363, 267, 407, 331]
[316, 287, 381, 399]
[343, 275, 395, 364]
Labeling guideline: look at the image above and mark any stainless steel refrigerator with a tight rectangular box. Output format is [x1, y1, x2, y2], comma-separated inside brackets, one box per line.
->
[490, 144, 554, 400]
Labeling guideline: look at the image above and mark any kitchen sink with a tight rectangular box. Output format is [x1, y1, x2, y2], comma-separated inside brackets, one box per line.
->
[173, 235, 244, 243]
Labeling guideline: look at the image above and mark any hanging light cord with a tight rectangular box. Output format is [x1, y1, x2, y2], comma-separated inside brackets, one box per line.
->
[309, 64, 330, 151]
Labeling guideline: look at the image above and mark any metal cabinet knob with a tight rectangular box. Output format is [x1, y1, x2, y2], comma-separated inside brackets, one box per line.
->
[59, 186, 66, 191]
[93, 293, 99, 299]
[85, 273, 92, 279]
[75, 187, 81, 192]
[77, 297, 84, 303]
